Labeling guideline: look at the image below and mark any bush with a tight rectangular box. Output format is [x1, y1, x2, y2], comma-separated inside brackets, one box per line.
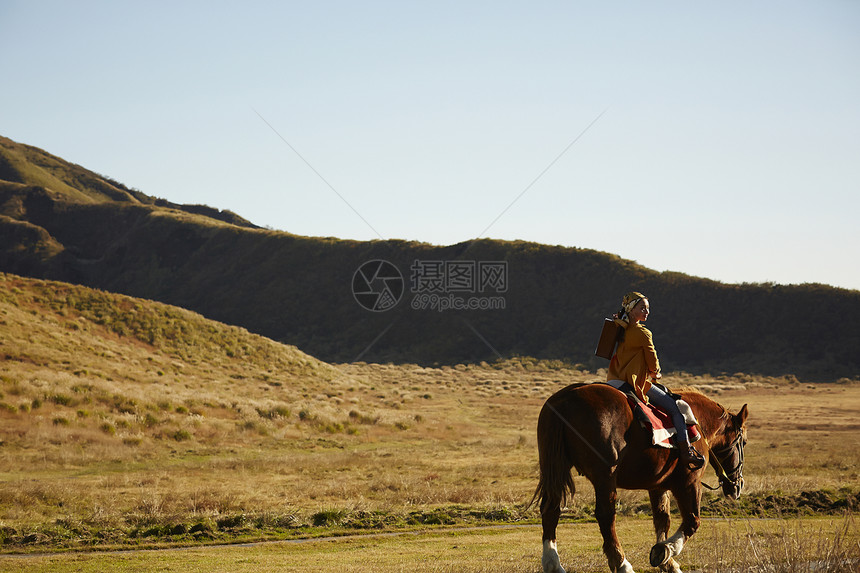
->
[255, 405, 290, 419]
[311, 508, 347, 527]
[348, 410, 379, 424]
[172, 429, 191, 442]
[215, 514, 246, 530]
[49, 393, 73, 406]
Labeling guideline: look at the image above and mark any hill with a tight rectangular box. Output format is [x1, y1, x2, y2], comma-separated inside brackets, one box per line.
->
[1, 135, 859, 379]
[0, 272, 339, 447]
[0, 135, 257, 233]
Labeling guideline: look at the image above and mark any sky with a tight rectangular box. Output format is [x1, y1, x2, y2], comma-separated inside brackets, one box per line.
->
[2, 1, 859, 290]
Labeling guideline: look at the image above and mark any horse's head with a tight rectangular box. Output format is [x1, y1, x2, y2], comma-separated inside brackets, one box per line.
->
[710, 404, 748, 500]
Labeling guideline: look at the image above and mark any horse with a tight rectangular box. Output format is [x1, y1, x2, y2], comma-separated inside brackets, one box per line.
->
[532, 382, 748, 573]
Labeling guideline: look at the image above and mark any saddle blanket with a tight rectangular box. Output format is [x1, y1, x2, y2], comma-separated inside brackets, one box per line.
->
[603, 380, 701, 448]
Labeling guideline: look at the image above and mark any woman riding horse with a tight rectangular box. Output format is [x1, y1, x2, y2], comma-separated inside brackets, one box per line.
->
[532, 291, 749, 572]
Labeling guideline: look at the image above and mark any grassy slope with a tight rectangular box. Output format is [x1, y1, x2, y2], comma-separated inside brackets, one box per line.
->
[0, 137, 137, 204]
[1, 273, 858, 553]
[0, 135, 256, 227]
[0, 272, 338, 454]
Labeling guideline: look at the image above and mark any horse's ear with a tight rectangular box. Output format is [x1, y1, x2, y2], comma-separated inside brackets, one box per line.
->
[734, 404, 749, 428]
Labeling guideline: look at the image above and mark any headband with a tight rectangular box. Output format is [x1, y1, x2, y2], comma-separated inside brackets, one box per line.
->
[622, 291, 647, 314]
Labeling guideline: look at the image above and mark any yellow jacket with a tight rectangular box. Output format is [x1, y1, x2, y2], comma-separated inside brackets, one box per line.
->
[607, 321, 660, 403]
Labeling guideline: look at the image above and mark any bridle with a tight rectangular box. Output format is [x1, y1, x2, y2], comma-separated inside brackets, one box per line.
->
[701, 429, 746, 492]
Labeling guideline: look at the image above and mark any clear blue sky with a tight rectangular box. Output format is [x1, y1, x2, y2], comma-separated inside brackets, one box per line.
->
[2, 1, 859, 290]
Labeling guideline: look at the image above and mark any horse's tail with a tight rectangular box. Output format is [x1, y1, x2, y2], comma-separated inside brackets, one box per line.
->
[528, 397, 576, 514]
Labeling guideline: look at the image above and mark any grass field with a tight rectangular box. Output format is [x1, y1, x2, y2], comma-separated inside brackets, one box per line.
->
[1, 273, 859, 571]
[1, 517, 856, 572]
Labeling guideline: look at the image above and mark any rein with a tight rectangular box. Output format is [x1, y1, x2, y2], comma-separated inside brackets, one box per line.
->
[699, 429, 745, 491]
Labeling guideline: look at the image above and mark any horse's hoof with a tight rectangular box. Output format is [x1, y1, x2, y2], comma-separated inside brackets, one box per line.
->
[650, 543, 671, 567]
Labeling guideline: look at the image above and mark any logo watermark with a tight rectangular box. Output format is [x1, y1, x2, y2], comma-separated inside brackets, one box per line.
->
[352, 260, 405, 312]
[351, 259, 508, 312]
[411, 293, 506, 311]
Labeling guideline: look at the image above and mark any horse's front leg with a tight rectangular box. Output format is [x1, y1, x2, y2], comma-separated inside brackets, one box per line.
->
[594, 482, 635, 573]
[649, 482, 701, 571]
[649, 490, 683, 572]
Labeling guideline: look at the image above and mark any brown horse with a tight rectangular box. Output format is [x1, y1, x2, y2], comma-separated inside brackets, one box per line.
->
[533, 382, 748, 573]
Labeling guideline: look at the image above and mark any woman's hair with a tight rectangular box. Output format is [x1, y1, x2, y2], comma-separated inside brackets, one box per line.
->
[615, 314, 627, 344]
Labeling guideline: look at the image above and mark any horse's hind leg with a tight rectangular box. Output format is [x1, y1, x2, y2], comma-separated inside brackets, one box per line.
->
[540, 496, 564, 573]
[536, 438, 568, 573]
[650, 489, 671, 542]
[594, 481, 634, 573]
[536, 401, 576, 573]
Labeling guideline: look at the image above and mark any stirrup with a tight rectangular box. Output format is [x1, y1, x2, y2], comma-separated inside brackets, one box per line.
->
[680, 445, 705, 469]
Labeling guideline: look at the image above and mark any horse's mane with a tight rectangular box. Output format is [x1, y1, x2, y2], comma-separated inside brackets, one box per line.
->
[677, 386, 732, 421]
[674, 385, 706, 397]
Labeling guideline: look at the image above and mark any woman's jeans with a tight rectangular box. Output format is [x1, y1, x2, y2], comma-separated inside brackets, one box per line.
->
[646, 383, 690, 445]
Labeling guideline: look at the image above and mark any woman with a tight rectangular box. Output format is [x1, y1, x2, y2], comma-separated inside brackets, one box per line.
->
[607, 291, 705, 469]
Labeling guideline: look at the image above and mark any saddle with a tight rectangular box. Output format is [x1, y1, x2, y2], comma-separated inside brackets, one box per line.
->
[603, 380, 701, 448]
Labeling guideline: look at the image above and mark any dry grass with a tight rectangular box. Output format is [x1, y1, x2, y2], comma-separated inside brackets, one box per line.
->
[0, 518, 856, 572]
[1, 273, 859, 557]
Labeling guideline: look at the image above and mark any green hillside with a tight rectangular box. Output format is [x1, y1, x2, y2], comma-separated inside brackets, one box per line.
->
[0, 135, 258, 227]
[0, 272, 337, 440]
[1, 135, 859, 380]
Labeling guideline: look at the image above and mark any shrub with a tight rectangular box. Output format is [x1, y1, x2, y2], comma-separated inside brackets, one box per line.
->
[324, 423, 344, 434]
[239, 420, 269, 435]
[189, 521, 214, 537]
[172, 429, 191, 442]
[348, 410, 378, 424]
[110, 395, 136, 414]
[255, 405, 290, 419]
[311, 508, 347, 527]
[215, 514, 246, 530]
[49, 393, 73, 406]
